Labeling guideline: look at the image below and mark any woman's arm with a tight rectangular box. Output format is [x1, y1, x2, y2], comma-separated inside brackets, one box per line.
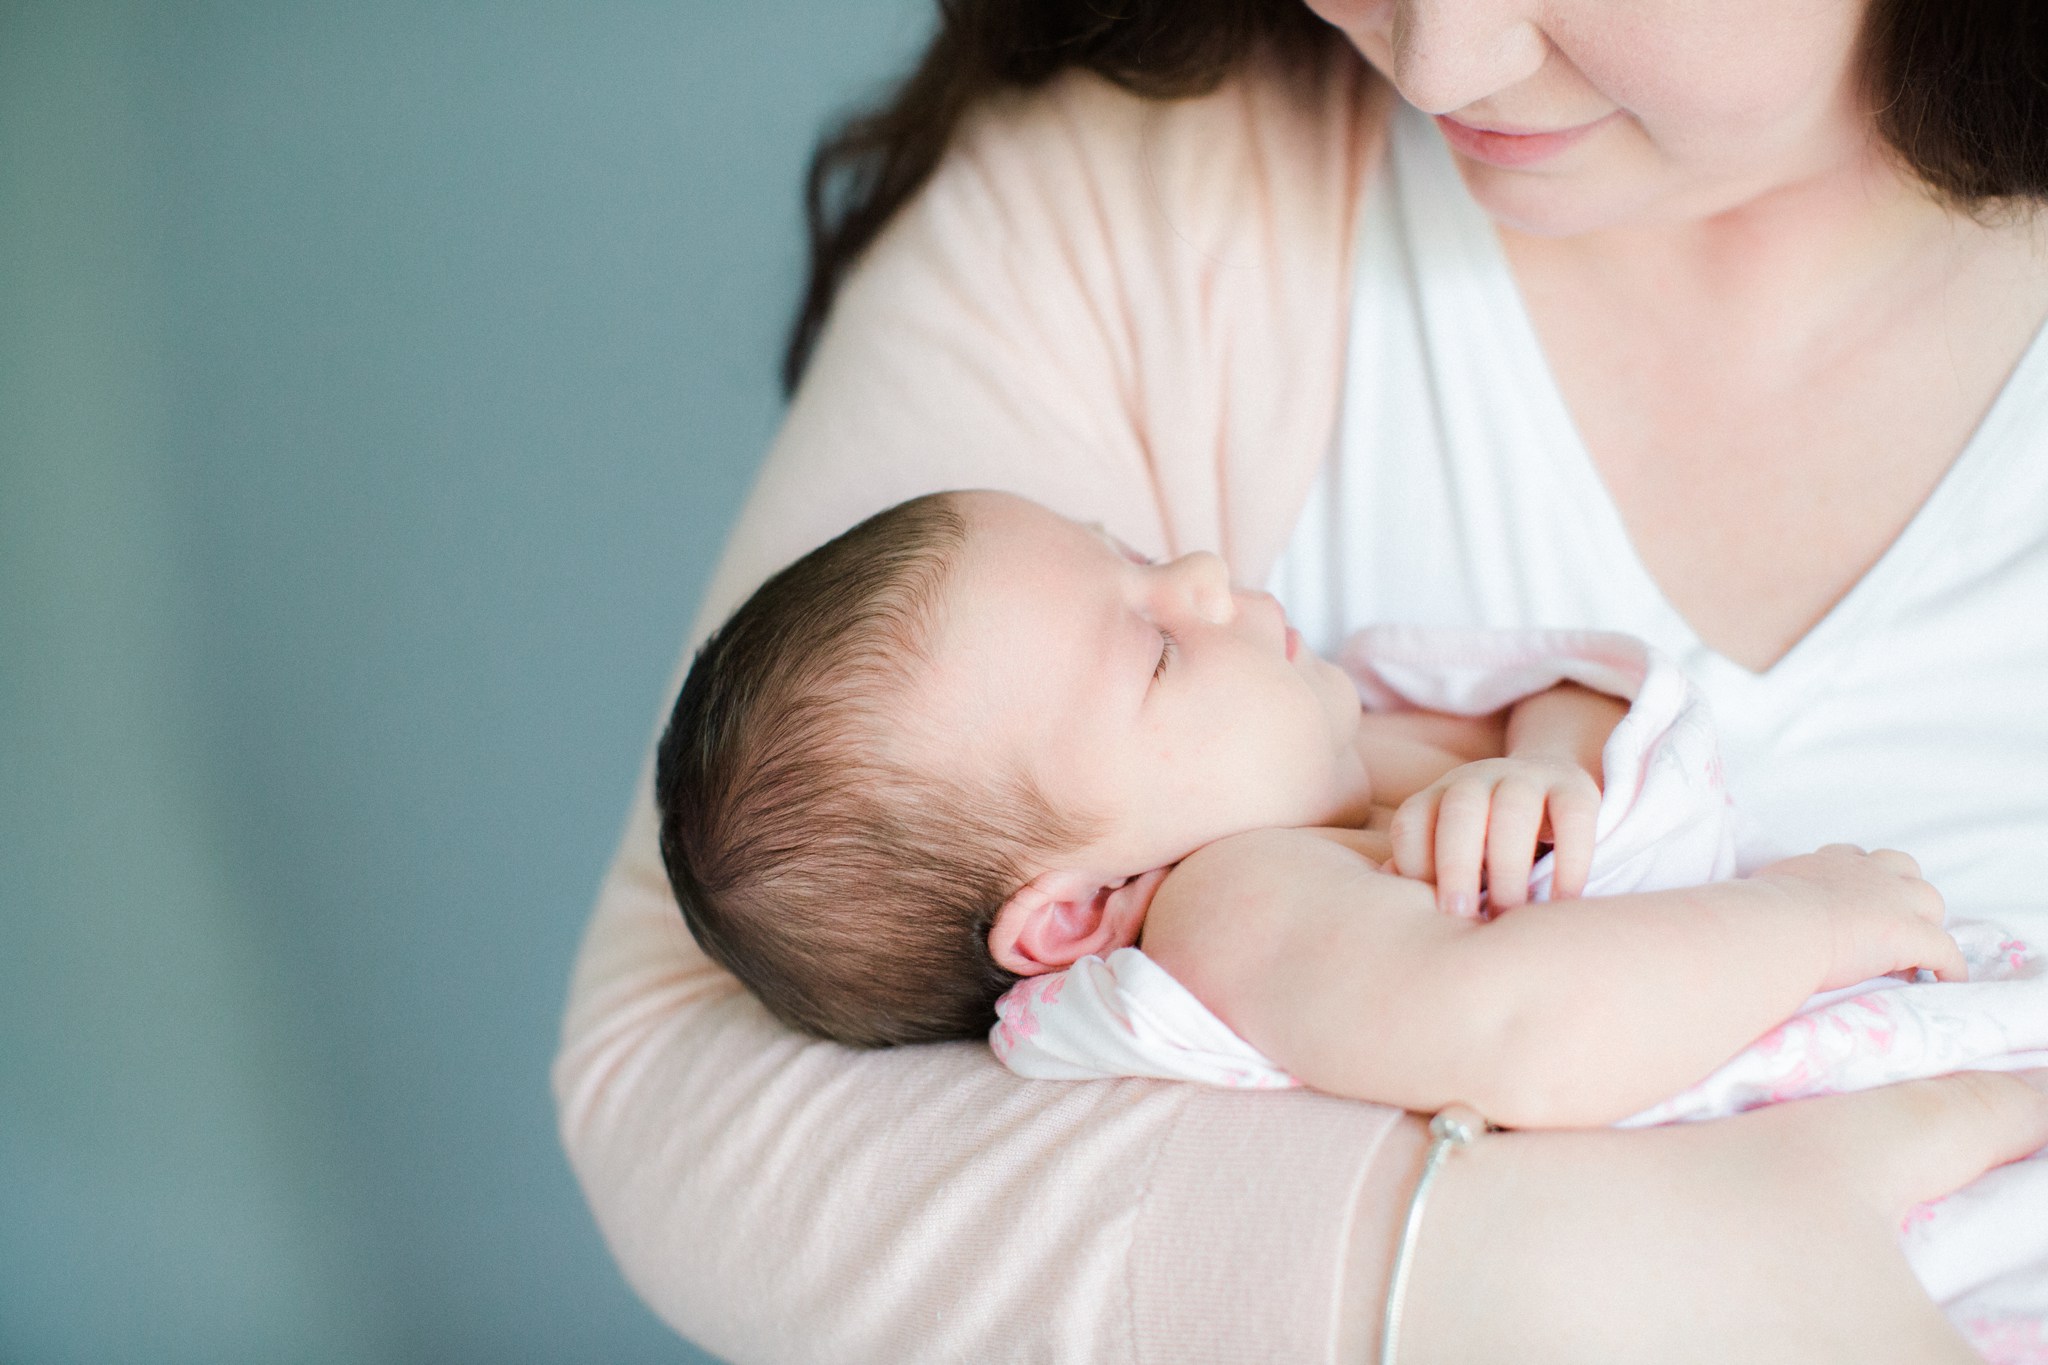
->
[557, 783, 1409, 1359]
[1364, 1070, 2048, 1365]
[558, 53, 1401, 1361]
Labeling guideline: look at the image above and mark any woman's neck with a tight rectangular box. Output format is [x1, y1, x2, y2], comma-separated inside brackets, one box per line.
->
[1503, 139, 2030, 354]
[1493, 133, 2048, 671]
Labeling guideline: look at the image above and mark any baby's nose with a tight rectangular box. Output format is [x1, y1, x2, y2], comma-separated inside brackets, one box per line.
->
[1165, 550, 1236, 625]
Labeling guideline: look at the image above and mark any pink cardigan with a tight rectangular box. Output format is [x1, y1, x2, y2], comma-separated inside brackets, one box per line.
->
[554, 48, 1421, 1362]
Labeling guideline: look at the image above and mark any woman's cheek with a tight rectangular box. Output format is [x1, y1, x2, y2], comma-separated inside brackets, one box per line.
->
[1551, 0, 1866, 134]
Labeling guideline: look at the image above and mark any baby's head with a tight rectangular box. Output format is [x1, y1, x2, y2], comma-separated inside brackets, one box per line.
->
[658, 490, 1367, 1046]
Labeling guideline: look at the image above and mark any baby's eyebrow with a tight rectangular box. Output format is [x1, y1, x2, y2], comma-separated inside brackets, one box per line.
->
[1084, 520, 1151, 566]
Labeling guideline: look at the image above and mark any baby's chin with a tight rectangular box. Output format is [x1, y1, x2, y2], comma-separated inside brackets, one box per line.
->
[1245, 783, 1369, 841]
[1128, 814, 1300, 873]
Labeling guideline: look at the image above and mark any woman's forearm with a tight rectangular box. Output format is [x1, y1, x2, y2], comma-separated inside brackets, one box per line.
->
[558, 807, 1410, 1360]
[1359, 1075, 2048, 1365]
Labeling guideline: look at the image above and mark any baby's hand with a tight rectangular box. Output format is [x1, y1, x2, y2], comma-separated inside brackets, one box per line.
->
[1389, 756, 1601, 917]
[1754, 844, 1965, 989]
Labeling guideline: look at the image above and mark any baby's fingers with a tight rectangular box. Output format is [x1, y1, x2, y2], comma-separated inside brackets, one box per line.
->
[1922, 927, 1969, 984]
[1432, 780, 1492, 917]
[1544, 788, 1601, 900]
[1886, 855, 1947, 928]
[1389, 793, 1440, 885]
[1483, 780, 1547, 911]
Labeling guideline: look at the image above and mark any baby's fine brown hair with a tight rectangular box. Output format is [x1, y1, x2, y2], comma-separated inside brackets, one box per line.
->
[656, 492, 1095, 1046]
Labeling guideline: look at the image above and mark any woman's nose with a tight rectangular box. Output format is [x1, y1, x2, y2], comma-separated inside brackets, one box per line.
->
[1156, 551, 1236, 626]
[1359, 0, 1551, 117]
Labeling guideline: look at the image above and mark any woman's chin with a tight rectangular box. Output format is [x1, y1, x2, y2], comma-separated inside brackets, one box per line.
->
[1450, 151, 1677, 240]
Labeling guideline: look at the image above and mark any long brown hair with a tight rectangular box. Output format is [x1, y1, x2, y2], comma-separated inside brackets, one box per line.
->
[783, 0, 1327, 393]
[1865, 0, 2048, 206]
[784, 0, 2048, 394]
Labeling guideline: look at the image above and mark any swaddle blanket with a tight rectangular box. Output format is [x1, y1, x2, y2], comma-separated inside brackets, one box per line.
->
[991, 626, 2048, 1359]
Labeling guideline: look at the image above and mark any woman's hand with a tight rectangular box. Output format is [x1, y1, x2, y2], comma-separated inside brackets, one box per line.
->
[1389, 755, 1602, 916]
[1384, 1070, 2048, 1364]
[1754, 844, 1966, 988]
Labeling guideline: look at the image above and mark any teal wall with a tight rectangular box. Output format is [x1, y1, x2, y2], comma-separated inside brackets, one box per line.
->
[0, 2, 927, 1360]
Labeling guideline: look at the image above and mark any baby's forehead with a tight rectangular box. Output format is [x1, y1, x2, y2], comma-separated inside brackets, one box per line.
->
[949, 490, 1125, 577]
[908, 499, 1108, 717]
[935, 503, 1108, 639]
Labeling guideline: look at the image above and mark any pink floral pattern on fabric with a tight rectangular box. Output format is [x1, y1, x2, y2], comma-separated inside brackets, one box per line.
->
[1619, 924, 2048, 1342]
[1737, 995, 1902, 1105]
[1623, 926, 2044, 1127]
[1899, 1200, 1940, 1235]
[1963, 1317, 2048, 1365]
[990, 973, 1065, 1059]
[990, 950, 1299, 1088]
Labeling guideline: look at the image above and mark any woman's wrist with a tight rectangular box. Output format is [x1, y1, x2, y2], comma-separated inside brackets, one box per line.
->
[1337, 1114, 1432, 1362]
[1335, 1084, 2037, 1365]
[1381, 1107, 1495, 1365]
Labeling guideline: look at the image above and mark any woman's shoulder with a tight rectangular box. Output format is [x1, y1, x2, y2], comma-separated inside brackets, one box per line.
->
[795, 43, 1392, 573]
[875, 45, 1393, 570]
[948, 41, 1393, 258]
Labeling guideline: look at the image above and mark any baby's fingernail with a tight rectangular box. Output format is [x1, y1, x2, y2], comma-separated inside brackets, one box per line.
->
[1445, 892, 1474, 918]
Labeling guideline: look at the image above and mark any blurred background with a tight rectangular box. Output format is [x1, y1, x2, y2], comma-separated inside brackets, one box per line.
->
[2, 2, 928, 1360]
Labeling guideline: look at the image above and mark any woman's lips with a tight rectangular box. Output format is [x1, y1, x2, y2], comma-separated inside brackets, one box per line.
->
[1435, 111, 1617, 168]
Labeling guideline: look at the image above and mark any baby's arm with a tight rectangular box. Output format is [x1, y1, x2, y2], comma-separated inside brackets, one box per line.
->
[1391, 682, 1628, 914]
[1142, 832, 1963, 1128]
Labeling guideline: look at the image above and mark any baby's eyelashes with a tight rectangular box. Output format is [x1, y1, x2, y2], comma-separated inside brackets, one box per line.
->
[1153, 629, 1178, 681]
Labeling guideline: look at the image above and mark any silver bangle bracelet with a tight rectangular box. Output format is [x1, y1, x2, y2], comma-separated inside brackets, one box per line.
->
[1378, 1104, 1492, 1365]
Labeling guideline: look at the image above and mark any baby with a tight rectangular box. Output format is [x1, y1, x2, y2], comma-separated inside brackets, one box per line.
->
[656, 488, 1966, 1127]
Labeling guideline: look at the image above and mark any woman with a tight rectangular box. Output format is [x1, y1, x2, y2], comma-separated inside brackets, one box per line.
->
[556, 1, 2048, 1358]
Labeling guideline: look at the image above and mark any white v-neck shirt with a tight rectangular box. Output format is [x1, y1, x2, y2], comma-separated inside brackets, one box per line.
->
[1272, 103, 2048, 940]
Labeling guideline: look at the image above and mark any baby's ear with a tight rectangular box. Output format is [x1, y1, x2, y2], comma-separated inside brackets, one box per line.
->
[988, 867, 1170, 975]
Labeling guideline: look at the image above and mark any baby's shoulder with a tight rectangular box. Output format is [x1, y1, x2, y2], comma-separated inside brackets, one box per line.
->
[1147, 826, 1397, 938]
[1141, 825, 1414, 1008]
[1187, 824, 1393, 877]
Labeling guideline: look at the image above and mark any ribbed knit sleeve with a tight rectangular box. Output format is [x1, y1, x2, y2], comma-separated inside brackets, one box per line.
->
[554, 47, 1409, 1362]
